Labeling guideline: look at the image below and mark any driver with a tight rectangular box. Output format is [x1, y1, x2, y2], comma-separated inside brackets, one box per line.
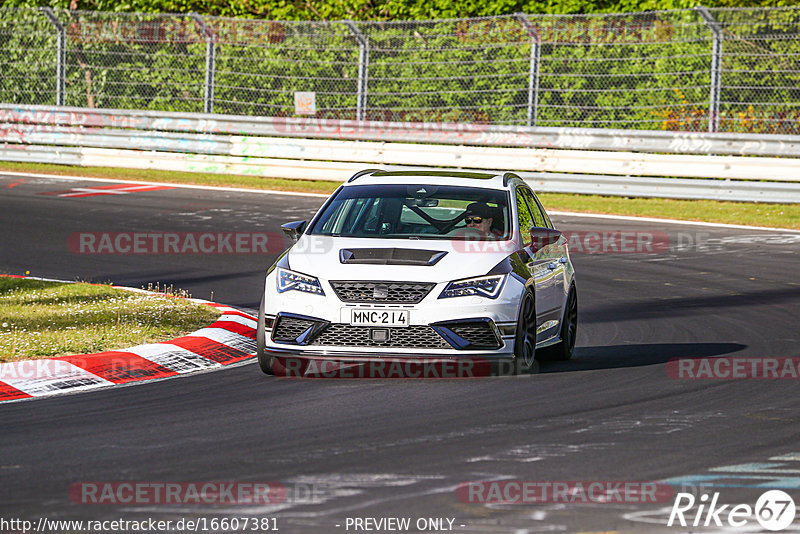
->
[463, 202, 496, 236]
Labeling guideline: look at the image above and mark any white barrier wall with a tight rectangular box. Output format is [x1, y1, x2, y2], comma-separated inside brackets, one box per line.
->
[2, 105, 799, 202]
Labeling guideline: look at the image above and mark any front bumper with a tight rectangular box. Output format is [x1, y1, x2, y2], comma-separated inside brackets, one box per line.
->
[269, 313, 508, 351]
[264, 346, 514, 361]
[264, 272, 524, 357]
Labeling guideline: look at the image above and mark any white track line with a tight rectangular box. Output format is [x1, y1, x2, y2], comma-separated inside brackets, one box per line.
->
[4, 170, 799, 233]
[548, 210, 800, 233]
[0, 170, 330, 198]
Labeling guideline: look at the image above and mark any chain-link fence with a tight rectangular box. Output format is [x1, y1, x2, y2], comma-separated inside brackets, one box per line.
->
[1, 6, 799, 133]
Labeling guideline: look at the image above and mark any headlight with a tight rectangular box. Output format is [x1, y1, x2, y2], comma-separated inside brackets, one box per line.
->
[277, 267, 325, 296]
[439, 274, 506, 299]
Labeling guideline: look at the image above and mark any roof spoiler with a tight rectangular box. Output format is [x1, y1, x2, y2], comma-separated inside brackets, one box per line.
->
[503, 172, 521, 187]
[347, 168, 385, 183]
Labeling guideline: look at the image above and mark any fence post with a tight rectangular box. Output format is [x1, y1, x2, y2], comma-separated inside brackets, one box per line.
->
[516, 12, 541, 128]
[345, 21, 369, 122]
[41, 7, 65, 107]
[696, 6, 722, 133]
[191, 13, 216, 114]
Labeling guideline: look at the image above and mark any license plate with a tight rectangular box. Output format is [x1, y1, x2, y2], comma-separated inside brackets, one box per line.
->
[349, 309, 409, 327]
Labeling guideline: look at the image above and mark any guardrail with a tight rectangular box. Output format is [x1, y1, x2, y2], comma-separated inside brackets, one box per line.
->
[2, 105, 799, 202]
[4, 104, 800, 157]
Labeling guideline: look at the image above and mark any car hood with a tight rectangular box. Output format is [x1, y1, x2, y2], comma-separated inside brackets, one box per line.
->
[287, 235, 516, 283]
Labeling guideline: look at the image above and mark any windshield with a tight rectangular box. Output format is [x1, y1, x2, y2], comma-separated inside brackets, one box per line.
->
[307, 184, 510, 240]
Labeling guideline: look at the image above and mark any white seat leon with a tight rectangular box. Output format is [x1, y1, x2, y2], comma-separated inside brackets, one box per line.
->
[257, 170, 577, 376]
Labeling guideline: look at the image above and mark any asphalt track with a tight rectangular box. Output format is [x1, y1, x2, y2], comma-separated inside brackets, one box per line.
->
[2, 173, 800, 533]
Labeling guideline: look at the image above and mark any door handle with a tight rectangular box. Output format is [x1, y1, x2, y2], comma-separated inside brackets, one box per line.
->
[559, 257, 568, 264]
[547, 262, 557, 270]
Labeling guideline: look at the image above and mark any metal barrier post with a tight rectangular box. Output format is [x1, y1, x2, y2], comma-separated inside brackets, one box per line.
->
[516, 12, 541, 128]
[345, 21, 369, 122]
[696, 6, 722, 133]
[41, 8, 65, 107]
[191, 13, 216, 114]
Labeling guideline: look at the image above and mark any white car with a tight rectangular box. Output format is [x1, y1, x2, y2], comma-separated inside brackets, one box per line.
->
[257, 170, 577, 376]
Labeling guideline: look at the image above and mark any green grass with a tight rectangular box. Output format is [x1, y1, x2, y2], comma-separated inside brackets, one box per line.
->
[2, 161, 799, 229]
[0, 278, 221, 362]
[538, 193, 800, 230]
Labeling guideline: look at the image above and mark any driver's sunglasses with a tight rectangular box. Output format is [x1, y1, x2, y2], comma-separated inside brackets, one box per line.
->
[465, 216, 483, 224]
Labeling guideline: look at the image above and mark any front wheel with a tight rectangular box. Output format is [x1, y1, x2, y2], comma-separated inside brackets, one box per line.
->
[539, 285, 577, 362]
[257, 294, 274, 375]
[512, 289, 537, 375]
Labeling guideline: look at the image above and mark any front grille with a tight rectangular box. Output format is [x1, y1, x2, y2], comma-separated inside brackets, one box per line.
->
[310, 324, 450, 349]
[447, 321, 502, 349]
[272, 316, 314, 342]
[330, 281, 435, 304]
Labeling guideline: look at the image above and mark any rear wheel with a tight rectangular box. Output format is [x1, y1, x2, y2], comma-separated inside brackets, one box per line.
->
[512, 290, 537, 375]
[539, 285, 577, 361]
[257, 294, 274, 375]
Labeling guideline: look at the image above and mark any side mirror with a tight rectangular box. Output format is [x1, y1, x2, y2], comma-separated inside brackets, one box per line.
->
[530, 227, 562, 253]
[281, 220, 307, 243]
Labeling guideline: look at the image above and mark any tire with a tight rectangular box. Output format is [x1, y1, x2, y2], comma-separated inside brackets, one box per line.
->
[257, 294, 274, 375]
[512, 289, 537, 375]
[539, 284, 577, 362]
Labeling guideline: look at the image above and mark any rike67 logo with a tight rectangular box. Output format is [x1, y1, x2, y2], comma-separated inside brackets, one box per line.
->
[668, 490, 796, 531]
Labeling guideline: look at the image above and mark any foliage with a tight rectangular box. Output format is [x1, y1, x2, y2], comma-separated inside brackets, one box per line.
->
[2, 0, 798, 20]
[1, 6, 798, 133]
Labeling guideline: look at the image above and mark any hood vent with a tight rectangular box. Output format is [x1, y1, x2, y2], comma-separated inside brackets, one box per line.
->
[339, 248, 447, 266]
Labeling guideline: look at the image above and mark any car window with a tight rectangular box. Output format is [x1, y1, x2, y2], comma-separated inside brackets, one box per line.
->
[516, 188, 536, 244]
[521, 188, 548, 228]
[319, 197, 376, 235]
[308, 184, 510, 240]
